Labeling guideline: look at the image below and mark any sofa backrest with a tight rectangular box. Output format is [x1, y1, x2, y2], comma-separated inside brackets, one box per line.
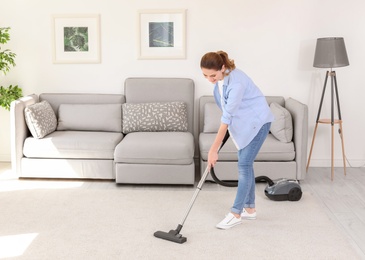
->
[39, 93, 126, 117]
[124, 78, 195, 134]
[38, 93, 126, 133]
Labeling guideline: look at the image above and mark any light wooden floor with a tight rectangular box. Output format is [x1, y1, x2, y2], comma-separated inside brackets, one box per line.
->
[301, 167, 365, 257]
[1, 162, 364, 257]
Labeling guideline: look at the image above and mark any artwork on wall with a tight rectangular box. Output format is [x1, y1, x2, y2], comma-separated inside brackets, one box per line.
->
[138, 9, 186, 60]
[52, 14, 101, 64]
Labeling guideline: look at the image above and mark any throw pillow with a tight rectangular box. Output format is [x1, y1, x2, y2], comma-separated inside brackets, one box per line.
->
[122, 101, 188, 134]
[57, 104, 122, 132]
[24, 100, 57, 139]
[270, 102, 293, 142]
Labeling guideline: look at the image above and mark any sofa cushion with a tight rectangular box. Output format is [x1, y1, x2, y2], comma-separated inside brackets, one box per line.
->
[199, 133, 295, 161]
[39, 93, 125, 117]
[114, 132, 194, 164]
[57, 104, 122, 132]
[122, 102, 188, 134]
[24, 100, 57, 139]
[270, 102, 293, 143]
[203, 103, 221, 133]
[23, 131, 124, 159]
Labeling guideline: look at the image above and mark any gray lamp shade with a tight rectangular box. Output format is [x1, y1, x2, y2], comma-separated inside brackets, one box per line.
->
[313, 37, 349, 68]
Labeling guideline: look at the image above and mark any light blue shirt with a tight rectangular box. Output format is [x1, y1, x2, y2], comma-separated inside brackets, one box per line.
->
[213, 68, 274, 150]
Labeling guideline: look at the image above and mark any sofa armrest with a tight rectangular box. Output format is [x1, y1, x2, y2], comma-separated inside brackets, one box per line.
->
[10, 94, 38, 175]
[285, 98, 308, 180]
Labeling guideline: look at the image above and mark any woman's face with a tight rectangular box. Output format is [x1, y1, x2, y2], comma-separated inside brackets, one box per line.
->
[201, 65, 225, 84]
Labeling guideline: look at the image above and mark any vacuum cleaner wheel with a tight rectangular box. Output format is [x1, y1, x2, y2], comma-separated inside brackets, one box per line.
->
[288, 187, 302, 201]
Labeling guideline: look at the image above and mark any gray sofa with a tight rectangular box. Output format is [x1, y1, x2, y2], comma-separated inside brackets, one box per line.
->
[10, 78, 195, 184]
[10, 77, 307, 184]
[199, 96, 308, 181]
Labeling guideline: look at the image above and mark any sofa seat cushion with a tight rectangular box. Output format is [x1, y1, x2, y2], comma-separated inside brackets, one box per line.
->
[114, 132, 194, 165]
[23, 131, 124, 159]
[199, 133, 295, 161]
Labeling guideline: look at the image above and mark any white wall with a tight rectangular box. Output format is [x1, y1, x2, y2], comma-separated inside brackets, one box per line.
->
[1, 0, 364, 166]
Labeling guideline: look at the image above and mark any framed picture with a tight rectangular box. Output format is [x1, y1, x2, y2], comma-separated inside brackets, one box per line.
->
[138, 9, 186, 59]
[52, 14, 101, 64]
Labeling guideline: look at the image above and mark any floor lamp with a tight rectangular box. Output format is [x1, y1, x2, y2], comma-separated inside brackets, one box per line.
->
[306, 37, 349, 181]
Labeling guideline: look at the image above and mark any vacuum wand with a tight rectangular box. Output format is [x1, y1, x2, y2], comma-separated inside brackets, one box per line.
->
[154, 130, 230, 244]
[153, 165, 211, 244]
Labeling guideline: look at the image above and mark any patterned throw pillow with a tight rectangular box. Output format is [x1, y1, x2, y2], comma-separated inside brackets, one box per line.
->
[122, 102, 188, 134]
[270, 102, 293, 143]
[24, 100, 57, 139]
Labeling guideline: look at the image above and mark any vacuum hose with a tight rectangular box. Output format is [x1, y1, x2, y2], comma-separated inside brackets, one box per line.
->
[210, 167, 238, 187]
[209, 131, 274, 188]
[209, 131, 238, 187]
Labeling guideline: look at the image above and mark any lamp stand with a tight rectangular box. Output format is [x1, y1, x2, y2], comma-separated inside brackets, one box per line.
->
[306, 70, 347, 181]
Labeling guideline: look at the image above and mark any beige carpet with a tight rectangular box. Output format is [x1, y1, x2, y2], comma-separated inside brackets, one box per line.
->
[0, 184, 361, 259]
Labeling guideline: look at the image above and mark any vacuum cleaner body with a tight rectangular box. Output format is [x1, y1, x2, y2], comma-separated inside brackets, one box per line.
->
[264, 178, 302, 201]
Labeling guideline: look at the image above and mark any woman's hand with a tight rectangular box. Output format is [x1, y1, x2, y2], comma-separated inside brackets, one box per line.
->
[208, 123, 228, 169]
[208, 149, 219, 169]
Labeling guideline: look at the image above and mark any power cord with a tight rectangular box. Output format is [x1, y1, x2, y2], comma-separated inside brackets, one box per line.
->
[338, 128, 365, 168]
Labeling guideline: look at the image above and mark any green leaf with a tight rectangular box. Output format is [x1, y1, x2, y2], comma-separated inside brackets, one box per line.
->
[0, 85, 23, 111]
[0, 27, 16, 74]
[0, 27, 11, 44]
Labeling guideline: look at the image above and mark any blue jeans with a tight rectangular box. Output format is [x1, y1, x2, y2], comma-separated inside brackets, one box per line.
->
[231, 122, 271, 214]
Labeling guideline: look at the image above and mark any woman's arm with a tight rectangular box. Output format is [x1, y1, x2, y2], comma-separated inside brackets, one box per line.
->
[208, 123, 228, 168]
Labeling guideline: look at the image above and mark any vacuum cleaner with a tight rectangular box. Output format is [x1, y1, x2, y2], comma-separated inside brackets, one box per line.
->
[255, 176, 302, 201]
[153, 131, 302, 244]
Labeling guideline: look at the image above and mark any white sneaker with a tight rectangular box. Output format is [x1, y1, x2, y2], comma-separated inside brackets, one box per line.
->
[216, 212, 242, 230]
[241, 209, 257, 220]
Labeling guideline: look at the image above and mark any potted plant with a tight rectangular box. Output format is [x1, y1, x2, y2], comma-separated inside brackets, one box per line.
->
[0, 27, 22, 110]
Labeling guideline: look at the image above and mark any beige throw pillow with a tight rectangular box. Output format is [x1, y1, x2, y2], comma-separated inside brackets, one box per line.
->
[270, 102, 293, 143]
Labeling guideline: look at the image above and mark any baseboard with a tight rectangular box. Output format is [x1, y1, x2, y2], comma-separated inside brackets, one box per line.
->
[0, 153, 10, 162]
[308, 159, 365, 168]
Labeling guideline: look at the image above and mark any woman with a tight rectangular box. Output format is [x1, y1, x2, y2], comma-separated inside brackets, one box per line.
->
[200, 51, 274, 230]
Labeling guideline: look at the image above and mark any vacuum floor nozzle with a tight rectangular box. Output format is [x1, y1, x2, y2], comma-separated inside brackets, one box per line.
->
[154, 225, 187, 244]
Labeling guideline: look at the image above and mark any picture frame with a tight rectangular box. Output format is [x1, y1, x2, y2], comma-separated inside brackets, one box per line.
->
[52, 14, 101, 64]
[138, 9, 186, 60]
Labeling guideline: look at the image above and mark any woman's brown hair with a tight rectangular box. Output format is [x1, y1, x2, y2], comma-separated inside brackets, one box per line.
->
[200, 51, 236, 74]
